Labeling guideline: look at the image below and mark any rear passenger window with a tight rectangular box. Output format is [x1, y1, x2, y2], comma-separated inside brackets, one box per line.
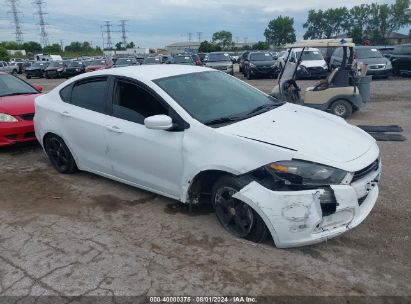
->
[59, 85, 71, 103]
[71, 77, 108, 113]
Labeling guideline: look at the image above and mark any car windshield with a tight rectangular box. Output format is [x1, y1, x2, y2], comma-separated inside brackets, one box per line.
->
[356, 48, 383, 59]
[295, 50, 323, 60]
[154, 71, 284, 125]
[207, 53, 231, 62]
[32, 62, 46, 68]
[144, 57, 161, 64]
[250, 53, 273, 61]
[91, 60, 106, 65]
[116, 59, 135, 65]
[69, 61, 82, 67]
[173, 56, 193, 64]
[0, 75, 38, 97]
[48, 61, 64, 68]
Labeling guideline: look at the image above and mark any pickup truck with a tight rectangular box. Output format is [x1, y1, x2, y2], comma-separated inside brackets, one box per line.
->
[0, 61, 18, 75]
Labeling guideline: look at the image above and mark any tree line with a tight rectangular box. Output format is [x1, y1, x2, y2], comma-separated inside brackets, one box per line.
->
[200, 0, 409, 52]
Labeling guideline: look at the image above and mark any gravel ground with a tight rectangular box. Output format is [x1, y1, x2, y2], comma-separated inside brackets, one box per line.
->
[0, 68, 410, 299]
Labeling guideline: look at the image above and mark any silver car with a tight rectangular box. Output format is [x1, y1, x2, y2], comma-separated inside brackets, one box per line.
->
[204, 52, 234, 75]
[0, 61, 18, 75]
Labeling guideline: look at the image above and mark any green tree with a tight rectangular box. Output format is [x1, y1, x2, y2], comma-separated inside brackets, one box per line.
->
[212, 31, 234, 50]
[303, 8, 349, 39]
[0, 41, 19, 50]
[21, 41, 42, 53]
[264, 16, 296, 46]
[126, 41, 135, 48]
[252, 41, 270, 50]
[0, 45, 10, 61]
[198, 40, 222, 52]
[43, 43, 62, 54]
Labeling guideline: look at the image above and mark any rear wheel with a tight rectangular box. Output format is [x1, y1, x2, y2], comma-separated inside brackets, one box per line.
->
[211, 176, 268, 243]
[11, 69, 18, 76]
[246, 69, 253, 80]
[330, 99, 353, 119]
[44, 135, 78, 174]
[26, 75, 31, 79]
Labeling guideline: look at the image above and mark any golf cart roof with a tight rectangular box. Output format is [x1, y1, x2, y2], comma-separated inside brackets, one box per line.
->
[286, 39, 355, 48]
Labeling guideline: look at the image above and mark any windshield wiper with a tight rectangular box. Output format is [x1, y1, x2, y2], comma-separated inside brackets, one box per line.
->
[243, 103, 282, 118]
[1, 92, 35, 97]
[203, 116, 243, 126]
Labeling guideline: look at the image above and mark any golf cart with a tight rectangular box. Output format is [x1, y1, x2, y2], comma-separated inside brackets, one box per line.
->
[271, 39, 372, 118]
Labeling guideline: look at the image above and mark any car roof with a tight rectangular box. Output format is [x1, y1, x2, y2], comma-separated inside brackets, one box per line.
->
[72, 65, 214, 82]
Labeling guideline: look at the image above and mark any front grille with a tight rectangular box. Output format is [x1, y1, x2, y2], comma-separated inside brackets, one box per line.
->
[358, 194, 368, 206]
[352, 158, 379, 182]
[20, 113, 34, 121]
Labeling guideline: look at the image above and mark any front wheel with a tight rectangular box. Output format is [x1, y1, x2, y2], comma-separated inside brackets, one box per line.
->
[44, 134, 78, 174]
[211, 176, 268, 243]
[11, 69, 18, 76]
[330, 100, 353, 119]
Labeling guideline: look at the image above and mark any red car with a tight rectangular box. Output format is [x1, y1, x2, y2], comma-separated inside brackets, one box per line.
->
[0, 72, 43, 146]
[85, 59, 112, 72]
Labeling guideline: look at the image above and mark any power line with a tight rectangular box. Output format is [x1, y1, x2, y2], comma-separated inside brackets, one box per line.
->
[6, 0, 23, 44]
[119, 20, 128, 48]
[103, 21, 113, 49]
[33, 0, 48, 47]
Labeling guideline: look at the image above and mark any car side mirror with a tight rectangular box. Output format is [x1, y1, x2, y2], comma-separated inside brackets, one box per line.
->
[144, 115, 173, 130]
[35, 85, 43, 92]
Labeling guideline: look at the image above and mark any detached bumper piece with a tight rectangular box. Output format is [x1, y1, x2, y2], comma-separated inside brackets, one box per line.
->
[233, 165, 380, 248]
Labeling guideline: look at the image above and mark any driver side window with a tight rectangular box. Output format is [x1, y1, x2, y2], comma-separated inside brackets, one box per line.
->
[112, 79, 168, 124]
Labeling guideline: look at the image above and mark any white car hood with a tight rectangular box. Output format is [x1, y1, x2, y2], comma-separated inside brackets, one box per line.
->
[301, 59, 326, 68]
[218, 103, 374, 164]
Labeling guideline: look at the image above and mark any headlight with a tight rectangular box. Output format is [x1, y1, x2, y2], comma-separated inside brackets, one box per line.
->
[266, 160, 349, 186]
[57, 67, 64, 72]
[250, 63, 256, 68]
[0, 113, 18, 123]
[386, 61, 392, 69]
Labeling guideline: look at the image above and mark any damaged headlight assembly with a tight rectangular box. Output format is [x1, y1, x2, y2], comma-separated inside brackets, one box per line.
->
[266, 160, 352, 186]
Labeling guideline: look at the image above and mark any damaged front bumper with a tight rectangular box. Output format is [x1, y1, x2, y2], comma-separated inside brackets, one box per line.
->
[233, 168, 380, 248]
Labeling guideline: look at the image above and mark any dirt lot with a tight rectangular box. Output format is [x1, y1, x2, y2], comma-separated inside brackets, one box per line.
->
[0, 68, 410, 299]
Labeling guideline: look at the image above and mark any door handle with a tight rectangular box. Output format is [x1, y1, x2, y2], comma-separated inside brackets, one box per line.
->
[60, 111, 71, 118]
[106, 125, 123, 134]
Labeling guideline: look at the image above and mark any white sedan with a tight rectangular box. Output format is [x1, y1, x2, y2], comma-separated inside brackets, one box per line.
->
[34, 65, 381, 248]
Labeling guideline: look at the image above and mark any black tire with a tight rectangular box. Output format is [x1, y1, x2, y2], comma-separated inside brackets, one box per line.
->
[44, 134, 78, 174]
[330, 99, 353, 119]
[26, 75, 31, 79]
[246, 69, 253, 80]
[239, 65, 242, 72]
[211, 176, 268, 243]
[11, 69, 18, 76]
[393, 64, 400, 76]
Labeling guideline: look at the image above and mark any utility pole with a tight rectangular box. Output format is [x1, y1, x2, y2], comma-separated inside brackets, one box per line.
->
[197, 32, 202, 43]
[6, 0, 24, 44]
[119, 20, 128, 48]
[33, 0, 49, 47]
[103, 21, 113, 50]
[100, 25, 105, 50]
[60, 39, 64, 51]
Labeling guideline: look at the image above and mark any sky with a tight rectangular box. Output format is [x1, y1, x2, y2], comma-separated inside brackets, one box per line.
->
[0, 0, 405, 48]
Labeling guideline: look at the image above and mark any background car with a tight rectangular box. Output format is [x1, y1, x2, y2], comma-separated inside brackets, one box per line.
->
[161, 55, 173, 64]
[44, 61, 68, 79]
[0, 61, 19, 76]
[238, 51, 250, 73]
[390, 44, 411, 76]
[191, 54, 203, 66]
[204, 52, 234, 75]
[62, 61, 86, 78]
[143, 56, 162, 65]
[0, 72, 43, 146]
[172, 55, 195, 65]
[289, 48, 328, 79]
[330, 46, 392, 78]
[25, 61, 49, 79]
[198, 52, 207, 62]
[113, 58, 139, 68]
[85, 59, 111, 72]
[243, 52, 278, 79]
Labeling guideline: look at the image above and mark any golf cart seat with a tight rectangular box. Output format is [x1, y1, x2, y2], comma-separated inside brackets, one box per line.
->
[306, 68, 339, 92]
